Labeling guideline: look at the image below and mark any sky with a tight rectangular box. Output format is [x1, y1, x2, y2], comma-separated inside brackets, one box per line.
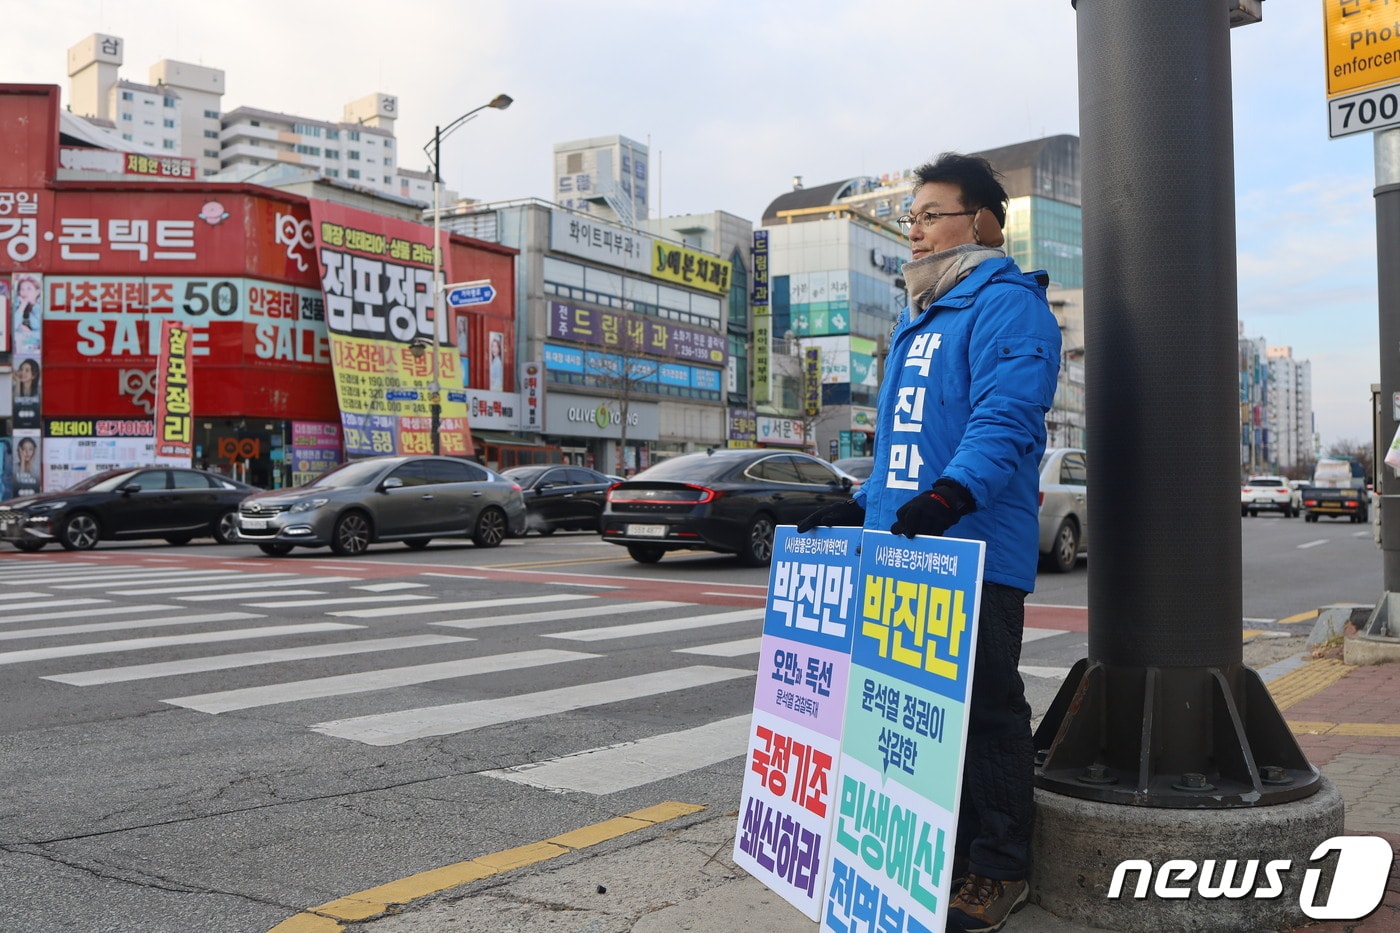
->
[6, 1, 1384, 454]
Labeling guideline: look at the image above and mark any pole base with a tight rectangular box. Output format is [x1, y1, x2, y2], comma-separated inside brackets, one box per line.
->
[1035, 660, 1323, 807]
[1031, 778, 1344, 932]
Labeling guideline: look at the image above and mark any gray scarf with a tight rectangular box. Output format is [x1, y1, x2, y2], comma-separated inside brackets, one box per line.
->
[903, 243, 1005, 313]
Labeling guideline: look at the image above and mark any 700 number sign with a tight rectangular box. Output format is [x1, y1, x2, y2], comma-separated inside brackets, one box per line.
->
[1329, 85, 1400, 139]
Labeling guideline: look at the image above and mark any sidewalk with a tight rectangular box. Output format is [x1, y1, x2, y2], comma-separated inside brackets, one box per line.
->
[270, 633, 1400, 933]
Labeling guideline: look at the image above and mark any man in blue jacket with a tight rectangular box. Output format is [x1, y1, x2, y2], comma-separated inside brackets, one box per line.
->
[799, 152, 1061, 932]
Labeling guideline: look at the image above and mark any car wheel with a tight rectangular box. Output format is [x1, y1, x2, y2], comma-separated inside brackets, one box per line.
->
[330, 512, 372, 556]
[738, 513, 777, 567]
[12, 540, 45, 552]
[258, 543, 294, 556]
[1049, 518, 1080, 574]
[1241, 506, 1248, 517]
[627, 544, 665, 564]
[404, 539, 432, 550]
[536, 526, 556, 537]
[59, 512, 100, 551]
[472, 507, 507, 548]
[1249, 510, 1257, 517]
[213, 510, 240, 544]
[164, 534, 194, 546]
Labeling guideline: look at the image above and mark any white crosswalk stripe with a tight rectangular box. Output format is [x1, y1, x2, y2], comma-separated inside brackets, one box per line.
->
[330, 593, 589, 618]
[676, 637, 762, 657]
[0, 612, 267, 644]
[164, 648, 599, 714]
[240, 594, 434, 609]
[483, 714, 753, 795]
[429, 600, 686, 631]
[311, 666, 752, 746]
[117, 576, 356, 596]
[6, 598, 109, 612]
[0, 604, 179, 626]
[6, 567, 242, 585]
[52, 571, 265, 590]
[0, 622, 358, 665]
[43, 634, 473, 685]
[544, 608, 764, 642]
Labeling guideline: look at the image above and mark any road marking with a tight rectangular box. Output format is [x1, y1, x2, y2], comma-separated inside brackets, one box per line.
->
[701, 590, 766, 600]
[330, 593, 585, 619]
[0, 604, 179, 626]
[312, 665, 751, 746]
[0, 611, 267, 643]
[545, 608, 764, 642]
[430, 600, 689, 631]
[5, 598, 109, 612]
[353, 582, 429, 592]
[241, 594, 434, 609]
[0, 622, 356, 665]
[51, 570, 256, 589]
[43, 634, 473, 685]
[1022, 627, 1069, 643]
[676, 637, 761, 657]
[116, 576, 357, 596]
[181, 590, 328, 601]
[265, 803, 706, 932]
[1020, 665, 1072, 679]
[484, 715, 752, 794]
[165, 648, 598, 714]
[1298, 539, 1329, 549]
[483, 555, 629, 570]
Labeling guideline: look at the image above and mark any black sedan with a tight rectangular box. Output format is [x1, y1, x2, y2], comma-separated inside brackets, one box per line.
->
[601, 449, 854, 566]
[502, 464, 616, 535]
[0, 467, 259, 551]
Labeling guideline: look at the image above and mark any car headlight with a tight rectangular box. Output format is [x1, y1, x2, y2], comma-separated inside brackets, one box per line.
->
[26, 501, 65, 512]
[288, 498, 330, 513]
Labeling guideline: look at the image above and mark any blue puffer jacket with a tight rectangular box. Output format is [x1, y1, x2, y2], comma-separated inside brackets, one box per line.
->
[854, 256, 1061, 592]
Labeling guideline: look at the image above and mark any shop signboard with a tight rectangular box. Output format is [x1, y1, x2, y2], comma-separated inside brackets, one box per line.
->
[309, 200, 473, 458]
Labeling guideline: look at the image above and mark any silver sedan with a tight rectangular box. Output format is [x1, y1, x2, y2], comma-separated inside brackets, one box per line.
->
[236, 455, 526, 556]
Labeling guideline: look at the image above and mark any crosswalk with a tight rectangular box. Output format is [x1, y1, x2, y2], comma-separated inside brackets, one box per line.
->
[0, 556, 1078, 797]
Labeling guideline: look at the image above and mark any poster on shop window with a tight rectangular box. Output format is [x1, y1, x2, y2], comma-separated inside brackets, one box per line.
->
[733, 524, 860, 920]
[821, 530, 985, 933]
[309, 200, 473, 458]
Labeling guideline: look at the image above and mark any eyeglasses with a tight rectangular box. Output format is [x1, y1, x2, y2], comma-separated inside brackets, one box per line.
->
[896, 210, 977, 233]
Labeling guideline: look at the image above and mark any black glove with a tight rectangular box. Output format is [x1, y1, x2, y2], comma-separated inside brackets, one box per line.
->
[890, 479, 976, 539]
[796, 498, 866, 533]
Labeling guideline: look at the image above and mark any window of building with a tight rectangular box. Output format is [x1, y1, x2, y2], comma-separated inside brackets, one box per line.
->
[295, 144, 322, 156]
[204, 109, 220, 119]
[383, 176, 391, 184]
[325, 149, 339, 160]
[384, 156, 393, 168]
[163, 118, 176, 128]
[163, 97, 176, 108]
[326, 168, 340, 178]
[250, 119, 261, 127]
[347, 169, 360, 179]
[566, 152, 583, 174]
[121, 90, 133, 101]
[121, 112, 132, 121]
[204, 149, 219, 158]
[326, 128, 340, 140]
[348, 130, 361, 141]
[122, 133, 132, 141]
[348, 150, 360, 160]
[163, 139, 177, 150]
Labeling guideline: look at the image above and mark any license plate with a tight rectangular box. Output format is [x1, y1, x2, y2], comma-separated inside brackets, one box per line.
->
[240, 518, 268, 530]
[626, 524, 667, 537]
[0, 522, 8, 534]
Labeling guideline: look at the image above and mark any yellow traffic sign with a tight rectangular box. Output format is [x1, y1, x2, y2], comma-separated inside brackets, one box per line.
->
[1324, 0, 1400, 99]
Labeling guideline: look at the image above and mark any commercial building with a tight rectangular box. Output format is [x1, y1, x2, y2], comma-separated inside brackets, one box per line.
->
[1267, 345, 1316, 471]
[553, 135, 649, 228]
[0, 84, 516, 495]
[443, 199, 731, 473]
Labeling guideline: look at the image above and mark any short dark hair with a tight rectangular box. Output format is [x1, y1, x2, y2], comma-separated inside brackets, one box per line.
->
[913, 153, 1008, 228]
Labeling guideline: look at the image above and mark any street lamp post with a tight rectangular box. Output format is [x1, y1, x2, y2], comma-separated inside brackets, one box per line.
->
[425, 93, 513, 455]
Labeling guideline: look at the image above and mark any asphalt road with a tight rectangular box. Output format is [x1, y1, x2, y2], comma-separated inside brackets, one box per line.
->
[0, 516, 1380, 932]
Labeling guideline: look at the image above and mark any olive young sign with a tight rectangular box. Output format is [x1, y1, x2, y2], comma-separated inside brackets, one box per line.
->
[1325, 0, 1400, 137]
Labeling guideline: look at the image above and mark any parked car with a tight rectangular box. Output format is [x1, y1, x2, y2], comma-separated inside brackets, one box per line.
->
[601, 449, 854, 566]
[236, 455, 526, 557]
[1038, 448, 1088, 573]
[832, 456, 874, 485]
[0, 467, 258, 552]
[502, 464, 615, 535]
[1240, 475, 1299, 518]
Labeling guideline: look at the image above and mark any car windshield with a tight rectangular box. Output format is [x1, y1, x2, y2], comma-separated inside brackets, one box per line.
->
[502, 466, 550, 484]
[631, 453, 750, 483]
[1248, 479, 1284, 487]
[305, 459, 392, 488]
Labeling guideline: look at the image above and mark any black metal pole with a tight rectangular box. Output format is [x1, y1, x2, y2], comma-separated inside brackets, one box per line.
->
[1035, 0, 1320, 806]
[1376, 130, 1400, 596]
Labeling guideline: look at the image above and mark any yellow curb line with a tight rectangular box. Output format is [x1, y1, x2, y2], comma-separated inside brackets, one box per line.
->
[1266, 658, 1354, 711]
[266, 802, 706, 932]
[1286, 721, 1400, 737]
[1276, 609, 1321, 626]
